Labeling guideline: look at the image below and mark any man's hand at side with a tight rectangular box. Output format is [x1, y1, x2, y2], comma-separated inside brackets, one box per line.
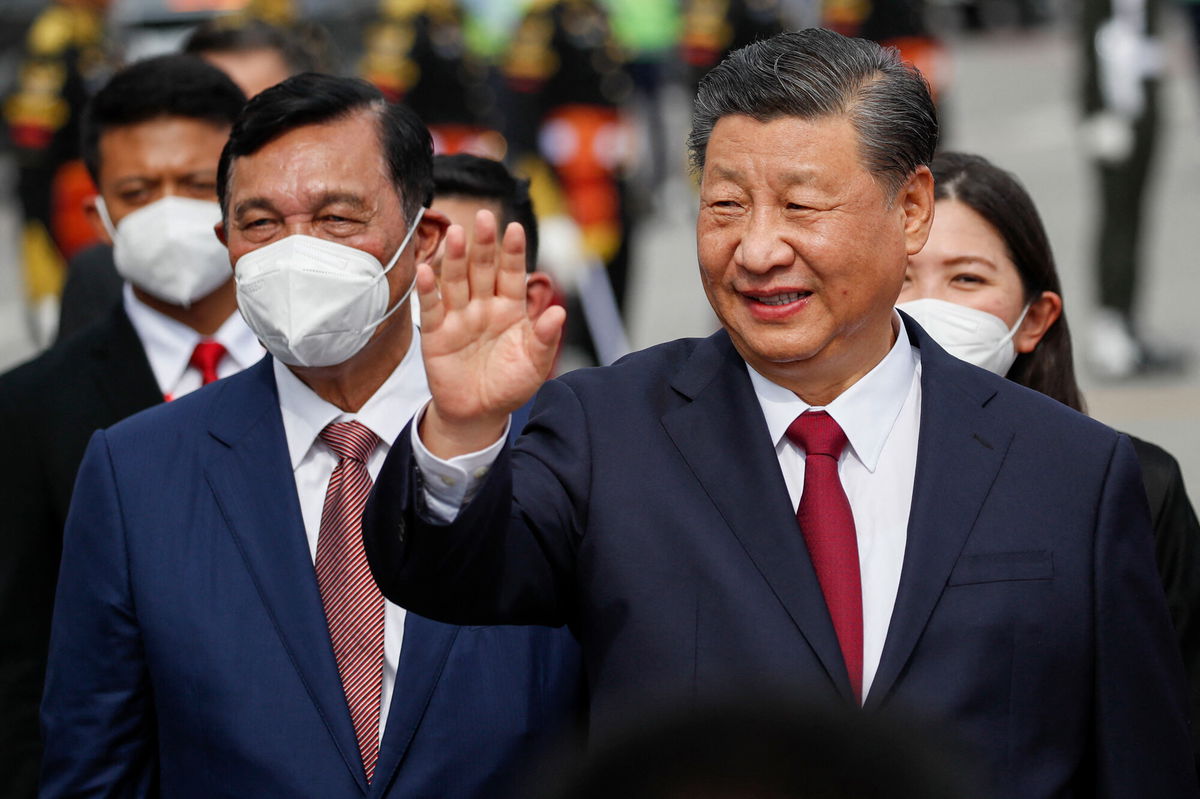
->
[417, 210, 565, 458]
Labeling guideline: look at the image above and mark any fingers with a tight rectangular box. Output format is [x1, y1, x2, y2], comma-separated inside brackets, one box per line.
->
[467, 210, 498, 301]
[439, 224, 469, 311]
[415, 262, 443, 331]
[530, 304, 566, 377]
[496, 222, 529, 302]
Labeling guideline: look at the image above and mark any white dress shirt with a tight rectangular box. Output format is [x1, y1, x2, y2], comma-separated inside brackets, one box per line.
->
[122, 283, 263, 399]
[274, 327, 429, 740]
[413, 315, 923, 702]
[744, 315, 921, 699]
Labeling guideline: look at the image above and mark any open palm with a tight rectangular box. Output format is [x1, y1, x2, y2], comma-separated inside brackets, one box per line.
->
[417, 211, 565, 457]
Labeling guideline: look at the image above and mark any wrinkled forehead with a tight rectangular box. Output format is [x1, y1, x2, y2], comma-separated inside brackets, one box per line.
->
[227, 115, 393, 203]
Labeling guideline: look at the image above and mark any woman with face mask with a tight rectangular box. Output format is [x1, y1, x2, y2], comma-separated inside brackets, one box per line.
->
[898, 152, 1200, 769]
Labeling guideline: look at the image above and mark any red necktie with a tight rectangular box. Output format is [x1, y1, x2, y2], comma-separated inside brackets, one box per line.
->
[189, 339, 227, 385]
[315, 421, 385, 781]
[786, 410, 864, 703]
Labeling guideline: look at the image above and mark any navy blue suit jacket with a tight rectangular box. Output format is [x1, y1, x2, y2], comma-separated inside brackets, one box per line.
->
[364, 320, 1198, 797]
[41, 358, 583, 798]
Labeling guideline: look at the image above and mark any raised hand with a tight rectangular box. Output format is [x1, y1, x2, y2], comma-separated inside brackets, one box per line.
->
[417, 210, 566, 458]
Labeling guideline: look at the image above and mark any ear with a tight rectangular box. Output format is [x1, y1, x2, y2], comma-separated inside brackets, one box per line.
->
[83, 195, 113, 246]
[413, 208, 450, 265]
[524, 271, 556, 320]
[214, 220, 228, 246]
[1015, 290, 1063, 354]
[900, 165, 935, 257]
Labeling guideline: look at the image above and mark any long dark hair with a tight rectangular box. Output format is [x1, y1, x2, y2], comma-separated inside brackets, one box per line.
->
[930, 152, 1086, 412]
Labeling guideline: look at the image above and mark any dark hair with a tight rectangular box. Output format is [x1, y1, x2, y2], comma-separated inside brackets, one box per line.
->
[183, 17, 332, 76]
[433, 154, 539, 271]
[931, 152, 1086, 412]
[81, 55, 246, 184]
[688, 28, 937, 197]
[536, 694, 981, 799]
[216, 73, 433, 222]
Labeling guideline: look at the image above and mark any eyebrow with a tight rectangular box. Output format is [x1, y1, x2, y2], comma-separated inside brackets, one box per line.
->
[113, 169, 216, 186]
[941, 254, 1001, 271]
[706, 165, 819, 186]
[232, 191, 369, 220]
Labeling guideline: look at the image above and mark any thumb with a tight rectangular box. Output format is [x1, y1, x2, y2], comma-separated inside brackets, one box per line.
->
[530, 304, 566, 368]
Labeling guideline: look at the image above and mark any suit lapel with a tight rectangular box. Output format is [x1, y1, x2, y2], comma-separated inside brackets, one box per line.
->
[865, 322, 1013, 709]
[369, 615, 460, 797]
[85, 306, 163, 421]
[661, 332, 853, 700]
[203, 359, 369, 793]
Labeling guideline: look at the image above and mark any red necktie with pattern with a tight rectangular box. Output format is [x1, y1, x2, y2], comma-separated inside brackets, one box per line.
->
[315, 421, 385, 781]
[786, 410, 864, 703]
[189, 339, 227, 385]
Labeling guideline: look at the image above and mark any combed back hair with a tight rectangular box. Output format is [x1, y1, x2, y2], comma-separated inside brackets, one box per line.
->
[688, 28, 938, 196]
[183, 17, 332, 76]
[931, 151, 1086, 413]
[216, 73, 433, 222]
[432, 154, 539, 271]
[81, 55, 246, 183]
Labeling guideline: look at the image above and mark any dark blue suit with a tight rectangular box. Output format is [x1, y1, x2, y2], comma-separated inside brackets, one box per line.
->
[364, 319, 1198, 797]
[41, 358, 582, 798]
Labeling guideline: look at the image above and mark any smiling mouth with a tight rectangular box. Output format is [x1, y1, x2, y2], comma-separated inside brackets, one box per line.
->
[750, 291, 811, 306]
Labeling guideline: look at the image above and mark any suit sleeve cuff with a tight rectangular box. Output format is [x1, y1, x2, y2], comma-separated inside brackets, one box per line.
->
[410, 401, 509, 522]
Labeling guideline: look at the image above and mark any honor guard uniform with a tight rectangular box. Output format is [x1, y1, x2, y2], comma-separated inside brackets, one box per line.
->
[680, 0, 785, 89]
[361, 0, 503, 158]
[4, 0, 112, 344]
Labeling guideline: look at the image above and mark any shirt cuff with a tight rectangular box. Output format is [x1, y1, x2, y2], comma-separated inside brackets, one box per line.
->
[410, 401, 510, 523]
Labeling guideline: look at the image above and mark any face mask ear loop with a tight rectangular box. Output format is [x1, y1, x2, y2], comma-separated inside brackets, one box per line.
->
[364, 206, 427, 333]
[94, 196, 118, 240]
[1001, 300, 1035, 346]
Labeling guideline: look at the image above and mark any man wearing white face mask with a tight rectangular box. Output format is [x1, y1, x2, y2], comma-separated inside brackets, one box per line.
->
[0, 55, 255, 798]
[39, 73, 583, 799]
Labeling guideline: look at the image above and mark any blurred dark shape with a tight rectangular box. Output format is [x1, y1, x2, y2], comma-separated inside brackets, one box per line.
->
[1078, 0, 1185, 378]
[55, 242, 119, 343]
[536, 694, 983, 799]
[680, 0, 785, 85]
[359, 0, 501, 158]
[184, 15, 335, 79]
[498, 0, 633, 366]
[3, 0, 114, 345]
[820, 0, 948, 107]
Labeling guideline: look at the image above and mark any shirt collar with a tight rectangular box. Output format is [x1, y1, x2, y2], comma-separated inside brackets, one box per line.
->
[122, 282, 262, 392]
[746, 312, 919, 472]
[274, 326, 429, 471]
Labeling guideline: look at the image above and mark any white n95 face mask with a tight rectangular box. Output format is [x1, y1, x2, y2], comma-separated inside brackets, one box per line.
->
[96, 195, 232, 307]
[897, 297, 1031, 377]
[234, 207, 425, 368]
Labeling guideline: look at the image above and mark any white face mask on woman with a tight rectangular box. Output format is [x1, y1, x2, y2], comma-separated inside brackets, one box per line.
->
[234, 208, 425, 368]
[897, 297, 1031, 377]
[96, 195, 231, 307]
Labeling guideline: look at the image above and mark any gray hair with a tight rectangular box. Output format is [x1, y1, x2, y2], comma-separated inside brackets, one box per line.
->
[687, 28, 938, 196]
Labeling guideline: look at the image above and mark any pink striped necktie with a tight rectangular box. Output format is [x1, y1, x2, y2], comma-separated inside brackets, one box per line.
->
[786, 410, 864, 703]
[315, 420, 385, 782]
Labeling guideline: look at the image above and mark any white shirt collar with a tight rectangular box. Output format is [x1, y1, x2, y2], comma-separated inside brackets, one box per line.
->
[746, 312, 919, 473]
[274, 326, 429, 471]
[122, 282, 262, 392]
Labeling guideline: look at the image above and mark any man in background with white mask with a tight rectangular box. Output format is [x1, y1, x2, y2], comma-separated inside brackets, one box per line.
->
[0, 54, 253, 799]
[39, 73, 582, 799]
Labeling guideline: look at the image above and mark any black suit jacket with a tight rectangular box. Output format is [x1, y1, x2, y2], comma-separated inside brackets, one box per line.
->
[0, 303, 160, 798]
[56, 243, 121, 344]
[364, 321, 1197, 797]
[1132, 436, 1200, 770]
